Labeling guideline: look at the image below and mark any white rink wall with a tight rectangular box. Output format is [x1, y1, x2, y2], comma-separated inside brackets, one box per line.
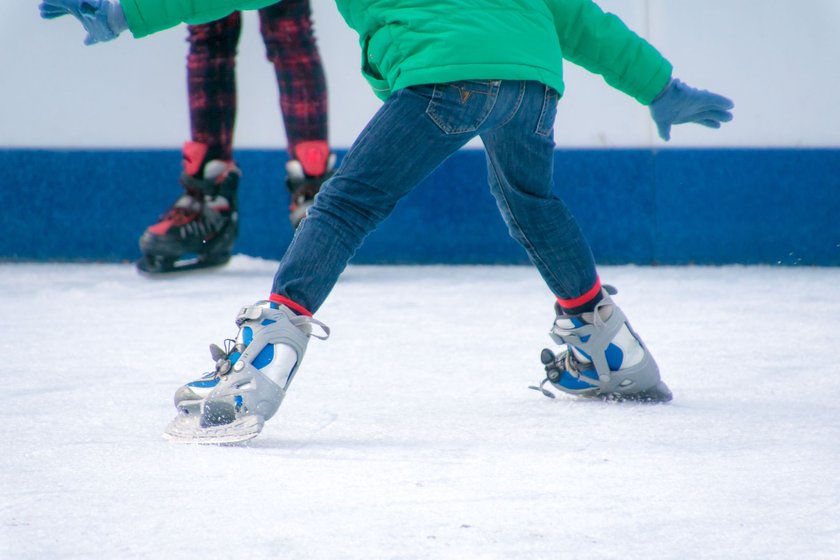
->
[2, 0, 839, 149]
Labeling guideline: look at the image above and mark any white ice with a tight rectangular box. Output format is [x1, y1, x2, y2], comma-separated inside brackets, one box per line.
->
[2, 257, 839, 559]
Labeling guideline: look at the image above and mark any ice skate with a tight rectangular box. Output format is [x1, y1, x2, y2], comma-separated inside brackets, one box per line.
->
[286, 140, 336, 229]
[531, 288, 672, 403]
[163, 301, 329, 444]
[137, 141, 240, 274]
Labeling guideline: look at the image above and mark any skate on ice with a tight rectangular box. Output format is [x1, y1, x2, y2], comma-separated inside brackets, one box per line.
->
[531, 287, 672, 403]
[163, 301, 329, 444]
[137, 141, 240, 274]
[285, 140, 336, 229]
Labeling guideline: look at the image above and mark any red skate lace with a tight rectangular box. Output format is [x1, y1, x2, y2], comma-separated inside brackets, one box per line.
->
[160, 204, 201, 226]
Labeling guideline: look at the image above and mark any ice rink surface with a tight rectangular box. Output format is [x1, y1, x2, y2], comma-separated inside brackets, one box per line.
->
[1, 257, 838, 559]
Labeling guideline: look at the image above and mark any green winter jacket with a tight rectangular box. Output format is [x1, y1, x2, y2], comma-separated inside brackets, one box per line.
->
[121, 0, 672, 105]
[121, 0, 276, 35]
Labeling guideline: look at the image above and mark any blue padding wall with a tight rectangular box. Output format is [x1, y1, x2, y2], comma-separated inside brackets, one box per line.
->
[2, 148, 838, 265]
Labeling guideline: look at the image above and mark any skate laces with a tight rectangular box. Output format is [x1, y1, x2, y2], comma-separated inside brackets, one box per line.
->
[529, 347, 591, 399]
[202, 338, 244, 380]
[152, 192, 203, 227]
[156, 191, 231, 231]
[161, 204, 201, 225]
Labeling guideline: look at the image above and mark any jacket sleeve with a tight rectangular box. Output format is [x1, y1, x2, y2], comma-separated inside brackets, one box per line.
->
[121, 0, 278, 38]
[547, 0, 672, 104]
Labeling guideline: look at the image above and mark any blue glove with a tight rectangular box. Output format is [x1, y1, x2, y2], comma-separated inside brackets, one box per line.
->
[40, 0, 128, 45]
[649, 79, 734, 141]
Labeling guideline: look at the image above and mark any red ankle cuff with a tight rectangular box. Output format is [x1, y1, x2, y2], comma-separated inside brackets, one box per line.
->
[556, 277, 602, 312]
[268, 294, 313, 317]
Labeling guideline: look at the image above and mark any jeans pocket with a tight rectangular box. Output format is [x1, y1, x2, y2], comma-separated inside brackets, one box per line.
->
[536, 86, 559, 137]
[423, 80, 500, 135]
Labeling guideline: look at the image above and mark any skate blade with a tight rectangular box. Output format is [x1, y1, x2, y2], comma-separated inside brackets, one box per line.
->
[136, 253, 231, 276]
[163, 414, 264, 445]
[599, 380, 673, 403]
[534, 380, 673, 403]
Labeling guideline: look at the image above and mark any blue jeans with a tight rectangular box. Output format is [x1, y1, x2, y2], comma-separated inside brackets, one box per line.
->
[272, 80, 598, 313]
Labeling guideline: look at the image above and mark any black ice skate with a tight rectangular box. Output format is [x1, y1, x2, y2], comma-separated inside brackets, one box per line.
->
[137, 142, 240, 274]
[286, 140, 336, 229]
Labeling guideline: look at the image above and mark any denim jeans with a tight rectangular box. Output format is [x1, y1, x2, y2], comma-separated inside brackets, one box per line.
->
[272, 80, 599, 314]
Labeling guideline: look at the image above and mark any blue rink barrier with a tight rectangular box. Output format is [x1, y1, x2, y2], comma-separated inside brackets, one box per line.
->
[1, 148, 838, 266]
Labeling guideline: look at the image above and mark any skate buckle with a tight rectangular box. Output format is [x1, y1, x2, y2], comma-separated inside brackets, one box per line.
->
[216, 358, 232, 375]
[236, 305, 264, 324]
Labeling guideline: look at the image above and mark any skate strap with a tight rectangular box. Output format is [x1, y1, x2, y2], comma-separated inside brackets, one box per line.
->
[550, 297, 624, 384]
[180, 173, 220, 197]
[236, 303, 330, 340]
[291, 316, 330, 340]
[237, 305, 264, 322]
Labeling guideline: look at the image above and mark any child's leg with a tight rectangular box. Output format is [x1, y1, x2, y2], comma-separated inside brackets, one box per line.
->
[270, 84, 484, 313]
[479, 81, 669, 399]
[138, 17, 242, 275]
[258, 0, 329, 165]
[186, 13, 242, 162]
[259, 0, 334, 228]
[480, 81, 600, 308]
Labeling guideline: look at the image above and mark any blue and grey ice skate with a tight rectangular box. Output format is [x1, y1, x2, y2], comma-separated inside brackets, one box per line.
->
[532, 288, 672, 403]
[163, 302, 329, 444]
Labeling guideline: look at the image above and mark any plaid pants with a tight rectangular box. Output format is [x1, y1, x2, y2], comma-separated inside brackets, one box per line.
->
[186, 0, 329, 161]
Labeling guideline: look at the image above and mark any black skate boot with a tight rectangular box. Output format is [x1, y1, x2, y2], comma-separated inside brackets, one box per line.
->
[286, 140, 336, 229]
[137, 142, 240, 274]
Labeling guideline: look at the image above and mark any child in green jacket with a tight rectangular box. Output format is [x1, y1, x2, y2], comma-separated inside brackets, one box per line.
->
[42, 0, 733, 444]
